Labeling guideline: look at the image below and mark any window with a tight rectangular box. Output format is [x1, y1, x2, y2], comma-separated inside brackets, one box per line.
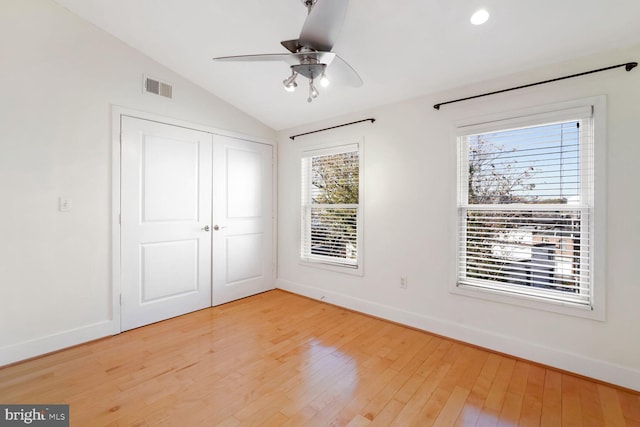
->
[456, 100, 604, 315]
[300, 143, 362, 271]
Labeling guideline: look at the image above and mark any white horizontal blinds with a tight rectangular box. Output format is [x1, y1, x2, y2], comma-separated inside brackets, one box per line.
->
[301, 144, 359, 266]
[461, 209, 590, 304]
[458, 110, 594, 306]
[468, 121, 583, 204]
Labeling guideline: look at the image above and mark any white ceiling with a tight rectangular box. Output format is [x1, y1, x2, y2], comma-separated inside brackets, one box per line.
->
[53, 0, 640, 130]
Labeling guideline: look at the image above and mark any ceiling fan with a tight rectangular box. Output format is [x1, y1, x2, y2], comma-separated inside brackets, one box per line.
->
[213, 0, 362, 103]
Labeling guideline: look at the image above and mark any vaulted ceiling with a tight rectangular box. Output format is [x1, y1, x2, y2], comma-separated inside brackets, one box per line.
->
[53, 0, 640, 130]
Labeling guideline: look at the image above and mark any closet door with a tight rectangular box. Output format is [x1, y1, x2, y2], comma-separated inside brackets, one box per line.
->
[120, 117, 212, 331]
[211, 135, 274, 305]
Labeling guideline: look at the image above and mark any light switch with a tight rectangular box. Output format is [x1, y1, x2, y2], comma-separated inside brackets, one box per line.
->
[58, 197, 71, 212]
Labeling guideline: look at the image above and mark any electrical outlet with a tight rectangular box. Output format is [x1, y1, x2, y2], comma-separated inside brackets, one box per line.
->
[400, 276, 408, 289]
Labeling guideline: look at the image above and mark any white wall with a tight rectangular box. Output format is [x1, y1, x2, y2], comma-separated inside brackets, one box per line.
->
[0, 0, 275, 364]
[277, 45, 640, 391]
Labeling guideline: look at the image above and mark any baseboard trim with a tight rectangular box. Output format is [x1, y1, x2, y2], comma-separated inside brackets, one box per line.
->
[276, 279, 640, 392]
[0, 320, 115, 367]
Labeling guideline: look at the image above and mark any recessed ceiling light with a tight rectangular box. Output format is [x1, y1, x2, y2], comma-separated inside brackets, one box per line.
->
[470, 9, 490, 25]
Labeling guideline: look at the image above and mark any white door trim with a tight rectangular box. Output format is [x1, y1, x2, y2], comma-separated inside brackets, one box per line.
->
[111, 105, 276, 334]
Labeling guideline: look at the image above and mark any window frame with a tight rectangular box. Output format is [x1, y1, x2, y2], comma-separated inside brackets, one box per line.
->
[299, 140, 364, 275]
[452, 97, 606, 320]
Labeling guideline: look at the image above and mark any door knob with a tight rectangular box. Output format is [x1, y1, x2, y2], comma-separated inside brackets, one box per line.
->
[213, 225, 227, 231]
[202, 225, 210, 232]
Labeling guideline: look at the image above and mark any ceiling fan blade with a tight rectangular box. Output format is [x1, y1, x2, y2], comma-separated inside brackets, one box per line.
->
[299, 0, 348, 52]
[213, 53, 292, 62]
[327, 54, 362, 87]
[214, 52, 336, 67]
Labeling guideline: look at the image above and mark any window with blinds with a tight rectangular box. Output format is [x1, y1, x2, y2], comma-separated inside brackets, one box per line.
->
[457, 106, 595, 307]
[300, 143, 361, 269]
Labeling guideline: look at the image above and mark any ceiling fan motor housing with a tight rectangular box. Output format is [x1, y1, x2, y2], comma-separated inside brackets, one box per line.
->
[293, 54, 326, 80]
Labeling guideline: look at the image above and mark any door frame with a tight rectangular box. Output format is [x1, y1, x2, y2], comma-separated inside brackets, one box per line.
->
[111, 106, 276, 335]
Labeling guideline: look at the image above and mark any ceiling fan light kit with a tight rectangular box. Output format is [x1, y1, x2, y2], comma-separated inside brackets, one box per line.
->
[213, 0, 361, 103]
[285, 58, 329, 101]
[283, 69, 298, 92]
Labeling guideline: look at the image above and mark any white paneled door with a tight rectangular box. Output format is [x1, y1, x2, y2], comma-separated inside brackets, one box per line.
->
[212, 136, 273, 305]
[119, 117, 273, 331]
[120, 117, 213, 331]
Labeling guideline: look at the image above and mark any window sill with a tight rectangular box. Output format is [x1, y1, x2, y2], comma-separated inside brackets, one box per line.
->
[451, 282, 605, 321]
[299, 259, 364, 276]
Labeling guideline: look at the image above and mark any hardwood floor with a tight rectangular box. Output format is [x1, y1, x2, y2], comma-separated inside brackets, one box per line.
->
[1, 290, 638, 426]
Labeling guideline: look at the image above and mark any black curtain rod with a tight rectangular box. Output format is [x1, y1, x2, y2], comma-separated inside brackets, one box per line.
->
[290, 118, 376, 140]
[433, 61, 638, 110]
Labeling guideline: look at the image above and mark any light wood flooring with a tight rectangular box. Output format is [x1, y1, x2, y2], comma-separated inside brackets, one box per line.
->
[1, 290, 638, 426]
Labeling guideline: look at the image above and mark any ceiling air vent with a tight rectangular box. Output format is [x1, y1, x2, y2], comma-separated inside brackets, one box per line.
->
[143, 75, 173, 99]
